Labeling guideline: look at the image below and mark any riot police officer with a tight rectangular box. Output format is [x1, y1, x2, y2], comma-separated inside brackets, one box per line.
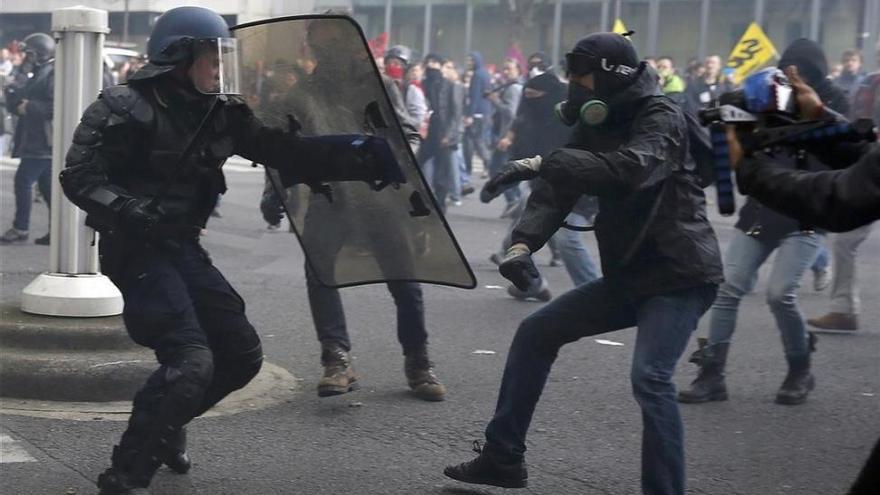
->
[60, 7, 384, 494]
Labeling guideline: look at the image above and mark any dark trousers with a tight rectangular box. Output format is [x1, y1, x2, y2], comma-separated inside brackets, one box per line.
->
[110, 240, 262, 469]
[485, 279, 717, 495]
[417, 139, 454, 214]
[305, 262, 428, 354]
[463, 117, 491, 174]
[13, 156, 51, 231]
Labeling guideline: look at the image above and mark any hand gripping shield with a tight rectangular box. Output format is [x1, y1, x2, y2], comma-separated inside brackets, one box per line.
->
[232, 15, 475, 288]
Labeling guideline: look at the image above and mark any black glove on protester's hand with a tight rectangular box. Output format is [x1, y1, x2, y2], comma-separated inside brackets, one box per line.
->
[480, 155, 542, 203]
[260, 189, 285, 226]
[118, 198, 161, 239]
[499, 243, 541, 291]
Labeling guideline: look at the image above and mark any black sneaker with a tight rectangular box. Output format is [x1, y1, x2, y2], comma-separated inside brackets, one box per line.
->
[444, 441, 528, 489]
[35, 233, 50, 245]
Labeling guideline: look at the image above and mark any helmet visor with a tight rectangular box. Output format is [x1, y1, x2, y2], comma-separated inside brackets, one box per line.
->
[190, 37, 241, 95]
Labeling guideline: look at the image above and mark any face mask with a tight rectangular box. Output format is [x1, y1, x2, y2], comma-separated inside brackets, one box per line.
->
[528, 66, 544, 79]
[385, 64, 405, 81]
[554, 81, 609, 126]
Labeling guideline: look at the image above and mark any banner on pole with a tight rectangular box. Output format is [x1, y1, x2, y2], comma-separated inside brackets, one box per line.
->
[725, 22, 778, 84]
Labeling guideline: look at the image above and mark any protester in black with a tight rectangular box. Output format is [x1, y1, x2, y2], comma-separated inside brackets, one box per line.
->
[444, 32, 722, 494]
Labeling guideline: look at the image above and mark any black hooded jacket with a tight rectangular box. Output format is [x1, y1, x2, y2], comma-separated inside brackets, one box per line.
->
[734, 38, 850, 240]
[508, 70, 569, 160]
[511, 65, 724, 297]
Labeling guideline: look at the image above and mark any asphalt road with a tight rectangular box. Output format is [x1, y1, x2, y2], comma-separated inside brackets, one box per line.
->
[1, 158, 878, 495]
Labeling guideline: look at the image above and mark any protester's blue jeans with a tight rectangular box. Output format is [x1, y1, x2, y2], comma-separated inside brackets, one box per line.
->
[812, 240, 829, 272]
[707, 229, 821, 358]
[551, 213, 601, 286]
[13, 157, 52, 231]
[485, 279, 717, 495]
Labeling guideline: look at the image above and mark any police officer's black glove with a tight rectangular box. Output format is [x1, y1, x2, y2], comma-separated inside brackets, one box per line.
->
[480, 155, 542, 203]
[118, 198, 162, 239]
[498, 243, 541, 291]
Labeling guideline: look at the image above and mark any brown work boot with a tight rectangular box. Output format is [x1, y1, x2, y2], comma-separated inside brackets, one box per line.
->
[807, 312, 858, 332]
[404, 347, 447, 401]
[317, 344, 359, 397]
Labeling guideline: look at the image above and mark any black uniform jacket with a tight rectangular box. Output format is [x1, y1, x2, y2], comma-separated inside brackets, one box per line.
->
[511, 66, 724, 298]
[60, 77, 361, 233]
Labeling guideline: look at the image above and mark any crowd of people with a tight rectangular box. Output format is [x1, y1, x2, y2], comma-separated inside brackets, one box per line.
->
[1, 8, 878, 494]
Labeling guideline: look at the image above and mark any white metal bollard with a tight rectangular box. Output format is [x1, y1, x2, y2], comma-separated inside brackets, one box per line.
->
[21, 6, 123, 317]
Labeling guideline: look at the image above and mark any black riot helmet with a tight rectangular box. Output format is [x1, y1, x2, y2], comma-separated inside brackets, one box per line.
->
[385, 45, 412, 67]
[21, 33, 55, 66]
[130, 6, 240, 94]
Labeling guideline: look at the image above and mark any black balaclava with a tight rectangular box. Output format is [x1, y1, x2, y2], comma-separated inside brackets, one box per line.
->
[520, 70, 566, 122]
[570, 32, 641, 98]
[777, 38, 839, 105]
[558, 32, 646, 125]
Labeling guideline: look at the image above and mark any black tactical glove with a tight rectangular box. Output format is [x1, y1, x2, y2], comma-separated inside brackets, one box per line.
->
[117, 198, 161, 239]
[498, 243, 541, 291]
[260, 186, 286, 226]
[480, 155, 542, 203]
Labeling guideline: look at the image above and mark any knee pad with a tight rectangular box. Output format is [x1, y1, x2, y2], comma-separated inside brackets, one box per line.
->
[163, 346, 214, 413]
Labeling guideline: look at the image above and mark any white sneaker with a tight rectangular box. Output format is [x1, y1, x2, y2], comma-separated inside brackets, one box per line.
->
[813, 267, 832, 291]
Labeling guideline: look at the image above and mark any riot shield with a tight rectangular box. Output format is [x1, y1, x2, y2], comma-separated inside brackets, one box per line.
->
[232, 15, 476, 289]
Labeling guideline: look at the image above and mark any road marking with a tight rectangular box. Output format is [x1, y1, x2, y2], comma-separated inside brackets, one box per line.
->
[0, 434, 37, 463]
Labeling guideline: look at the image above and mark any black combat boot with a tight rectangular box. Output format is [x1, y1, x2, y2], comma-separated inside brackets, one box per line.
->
[317, 344, 359, 397]
[160, 427, 191, 474]
[97, 446, 154, 495]
[775, 353, 815, 405]
[444, 441, 528, 489]
[678, 343, 730, 403]
[404, 346, 447, 401]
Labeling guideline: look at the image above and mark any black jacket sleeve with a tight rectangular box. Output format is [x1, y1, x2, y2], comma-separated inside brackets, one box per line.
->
[539, 98, 686, 196]
[736, 144, 880, 232]
[230, 100, 386, 188]
[59, 86, 152, 231]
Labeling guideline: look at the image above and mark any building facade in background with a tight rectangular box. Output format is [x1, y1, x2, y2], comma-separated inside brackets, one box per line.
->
[2, 0, 878, 73]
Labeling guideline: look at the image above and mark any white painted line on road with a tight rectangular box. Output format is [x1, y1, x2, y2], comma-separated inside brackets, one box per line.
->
[0, 434, 37, 463]
[595, 339, 625, 346]
[89, 360, 147, 368]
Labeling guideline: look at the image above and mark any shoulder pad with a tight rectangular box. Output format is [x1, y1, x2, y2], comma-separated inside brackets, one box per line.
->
[99, 85, 154, 126]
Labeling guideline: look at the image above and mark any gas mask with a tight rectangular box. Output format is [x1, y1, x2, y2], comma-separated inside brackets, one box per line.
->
[554, 82, 609, 126]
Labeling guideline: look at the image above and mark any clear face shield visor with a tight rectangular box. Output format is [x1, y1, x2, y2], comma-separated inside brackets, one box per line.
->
[189, 38, 241, 95]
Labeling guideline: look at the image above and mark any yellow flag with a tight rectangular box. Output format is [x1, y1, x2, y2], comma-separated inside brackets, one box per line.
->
[612, 18, 628, 35]
[725, 22, 778, 84]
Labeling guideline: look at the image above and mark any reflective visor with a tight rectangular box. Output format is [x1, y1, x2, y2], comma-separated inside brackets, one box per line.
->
[190, 38, 241, 95]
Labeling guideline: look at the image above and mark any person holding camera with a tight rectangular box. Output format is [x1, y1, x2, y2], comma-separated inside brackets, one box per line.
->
[443, 32, 722, 494]
[678, 39, 851, 407]
[725, 61, 879, 495]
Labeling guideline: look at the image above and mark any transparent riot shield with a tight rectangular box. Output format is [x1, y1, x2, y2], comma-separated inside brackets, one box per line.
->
[232, 15, 476, 289]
